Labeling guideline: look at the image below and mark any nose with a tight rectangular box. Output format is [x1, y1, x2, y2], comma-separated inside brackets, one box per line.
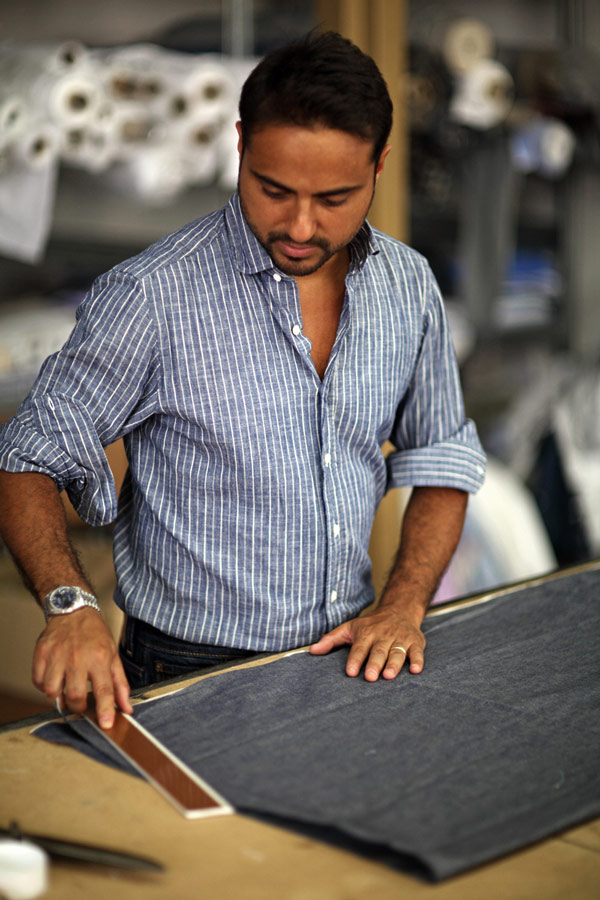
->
[286, 200, 316, 243]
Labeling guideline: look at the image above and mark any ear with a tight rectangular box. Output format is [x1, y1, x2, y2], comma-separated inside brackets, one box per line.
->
[375, 144, 391, 181]
[236, 121, 243, 157]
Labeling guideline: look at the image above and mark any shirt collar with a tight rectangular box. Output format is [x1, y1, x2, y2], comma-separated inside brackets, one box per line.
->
[225, 192, 380, 277]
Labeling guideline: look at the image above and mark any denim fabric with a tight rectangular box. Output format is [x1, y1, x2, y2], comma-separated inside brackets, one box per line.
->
[119, 616, 257, 689]
[36, 567, 600, 880]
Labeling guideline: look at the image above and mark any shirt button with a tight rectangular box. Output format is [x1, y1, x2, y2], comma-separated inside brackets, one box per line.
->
[323, 452, 331, 467]
[292, 324, 302, 336]
[273, 273, 281, 282]
[330, 590, 338, 602]
[333, 523, 340, 538]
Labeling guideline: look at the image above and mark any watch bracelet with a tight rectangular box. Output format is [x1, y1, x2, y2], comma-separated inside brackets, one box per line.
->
[42, 585, 102, 622]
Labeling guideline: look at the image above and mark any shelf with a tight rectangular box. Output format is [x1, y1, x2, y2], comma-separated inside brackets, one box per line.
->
[51, 167, 232, 247]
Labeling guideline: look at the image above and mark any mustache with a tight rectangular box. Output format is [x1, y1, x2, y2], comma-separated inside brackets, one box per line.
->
[267, 232, 330, 252]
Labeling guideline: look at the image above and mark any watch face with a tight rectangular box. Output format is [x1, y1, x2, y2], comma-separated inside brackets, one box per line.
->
[52, 587, 78, 611]
[44, 586, 99, 621]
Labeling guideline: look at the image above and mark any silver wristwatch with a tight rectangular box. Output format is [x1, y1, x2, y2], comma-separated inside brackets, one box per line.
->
[42, 586, 102, 622]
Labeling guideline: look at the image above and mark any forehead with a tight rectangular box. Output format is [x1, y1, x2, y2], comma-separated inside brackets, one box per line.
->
[243, 123, 376, 192]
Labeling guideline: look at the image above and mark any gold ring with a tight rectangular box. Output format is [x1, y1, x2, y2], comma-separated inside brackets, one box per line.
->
[391, 645, 407, 654]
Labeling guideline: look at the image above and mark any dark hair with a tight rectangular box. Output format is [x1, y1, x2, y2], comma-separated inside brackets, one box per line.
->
[239, 31, 393, 163]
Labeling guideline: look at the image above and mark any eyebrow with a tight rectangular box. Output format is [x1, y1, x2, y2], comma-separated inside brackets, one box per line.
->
[249, 169, 364, 198]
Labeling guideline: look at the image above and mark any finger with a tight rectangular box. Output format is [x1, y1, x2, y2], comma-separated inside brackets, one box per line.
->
[92, 649, 136, 727]
[362, 641, 396, 682]
[32, 627, 73, 704]
[38, 653, 69, 706]
[346, 641, 378, 678]
[32, 644, 50, 694]
[111, 657, 133, 715]
[407, 644, 425, 674]
[310, 624, 353, 655]
[62, 664, 91, 714]
[91, 674, 118, 730]
[41, 636, 94, 713]
[382, 645, 408, 680]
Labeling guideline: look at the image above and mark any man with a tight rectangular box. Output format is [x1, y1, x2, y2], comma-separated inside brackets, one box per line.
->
[0, 32, 485, 729]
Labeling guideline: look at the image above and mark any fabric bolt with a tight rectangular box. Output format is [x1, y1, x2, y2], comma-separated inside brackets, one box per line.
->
[36, 566, 600, 880]
[0, 192, 485, 652]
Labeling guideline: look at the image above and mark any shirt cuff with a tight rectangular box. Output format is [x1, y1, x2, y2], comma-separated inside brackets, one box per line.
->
[0, 399, 118, 526]
[386, 432, 486, 494]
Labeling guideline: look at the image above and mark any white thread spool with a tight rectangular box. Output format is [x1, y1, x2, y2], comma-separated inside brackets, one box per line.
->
[0, 840, 48, 900]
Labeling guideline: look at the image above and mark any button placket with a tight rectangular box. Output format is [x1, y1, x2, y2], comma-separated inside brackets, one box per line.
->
[265, 271, 313, 369]
[320, 385, 344, 617]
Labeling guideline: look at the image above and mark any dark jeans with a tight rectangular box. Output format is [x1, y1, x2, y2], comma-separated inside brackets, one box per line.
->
[119, 616, 257, 690]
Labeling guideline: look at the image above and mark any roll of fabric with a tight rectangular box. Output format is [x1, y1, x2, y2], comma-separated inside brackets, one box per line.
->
[106, 147, 188, 205]
[0, 41, 258, 260]
[109, 100, 166, 160]
[0, 42, 99, 128]
[168, 59, 235, 120]
[13, 39, 88, 74]
[216, 56, 257, 189]
[60, 113, 118, 173]
[442, 17, 495, 74]
[510, 116, 576, 178]
[0, 94, 24, 143]
[91, 43, 169, 107]
[12, 118, 60, 170]
[173, 105, 222, 183]
[450, 58, 514, 129]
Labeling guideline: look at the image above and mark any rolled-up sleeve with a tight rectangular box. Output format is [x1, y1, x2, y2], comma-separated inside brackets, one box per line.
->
[386, 268, 486, 494]
[0, 270, 160, 525]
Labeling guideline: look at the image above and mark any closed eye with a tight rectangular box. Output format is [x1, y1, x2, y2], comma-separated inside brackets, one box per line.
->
[320, 195, 348, 208]
[261, 186, 289, 200]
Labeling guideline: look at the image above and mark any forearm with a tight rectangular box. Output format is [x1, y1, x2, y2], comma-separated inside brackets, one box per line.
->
[0, 469, 130, 726]
[0, 470, 93, 605]
[378, 485, 468, 622]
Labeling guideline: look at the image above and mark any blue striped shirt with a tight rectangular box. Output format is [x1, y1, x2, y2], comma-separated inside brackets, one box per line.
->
[0, 193, 485, 650]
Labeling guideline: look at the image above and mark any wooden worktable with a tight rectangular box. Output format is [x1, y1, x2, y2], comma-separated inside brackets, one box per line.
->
[2, 660, 599, 900]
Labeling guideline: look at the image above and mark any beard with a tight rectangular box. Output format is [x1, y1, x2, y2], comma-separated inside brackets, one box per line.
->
[256, 230, 338, 277]
[238, 185, 373, 278]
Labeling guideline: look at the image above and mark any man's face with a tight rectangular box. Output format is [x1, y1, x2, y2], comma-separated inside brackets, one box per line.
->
[237, 122, 389, 278]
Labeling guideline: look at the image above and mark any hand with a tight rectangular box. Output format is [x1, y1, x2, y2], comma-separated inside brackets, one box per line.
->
[309, 606, 426, 682]
[33, 608, 132, 729]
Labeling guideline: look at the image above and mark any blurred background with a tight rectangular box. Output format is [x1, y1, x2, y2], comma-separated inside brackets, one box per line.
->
[1, 0, 599, 719]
